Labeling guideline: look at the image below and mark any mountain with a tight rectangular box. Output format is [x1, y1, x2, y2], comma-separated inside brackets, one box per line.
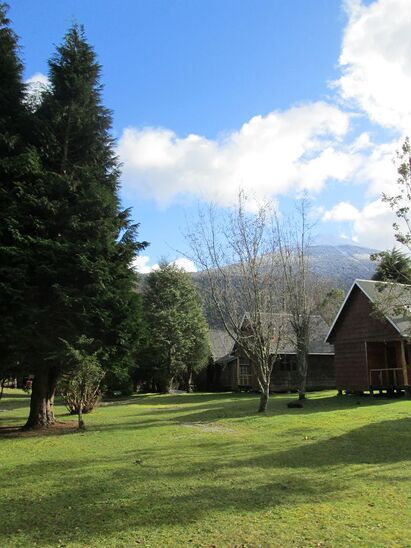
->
[190, 245, 379, 326]
[138, 245, 378, 327]
[308, 245, 378, 290]
[191, 245, 378, 291]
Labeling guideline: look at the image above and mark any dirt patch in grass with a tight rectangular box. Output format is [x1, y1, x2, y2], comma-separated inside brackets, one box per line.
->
[0, 420, 79, 438]
[181, 422, 235, 433]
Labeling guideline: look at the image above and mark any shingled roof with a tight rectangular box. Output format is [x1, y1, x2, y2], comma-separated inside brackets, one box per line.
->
[326, 279, 411, 342]
[209, 314, 334, 361]
[208, 328, 235, 362]
[269, 314, 334, 355]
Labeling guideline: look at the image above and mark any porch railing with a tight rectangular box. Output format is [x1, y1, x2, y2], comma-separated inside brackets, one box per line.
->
[369, 368, 404, 388]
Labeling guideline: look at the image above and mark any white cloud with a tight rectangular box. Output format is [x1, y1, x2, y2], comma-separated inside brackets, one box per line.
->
[351, 199, 397, 249]
[323, 197, 398, 250]
[323, 201, 360, 222]
[172, 258, 197, 272]
[118, 102, 353, 208]
[336, 0, 411, 131]
[118, 1, 411, 213]
[131, 255, 197, 273]
[131, 255, 152, 274]
[120, 0, 411, 254]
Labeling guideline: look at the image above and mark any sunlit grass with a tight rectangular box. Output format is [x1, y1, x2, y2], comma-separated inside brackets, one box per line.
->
[0, 389, 410, 547]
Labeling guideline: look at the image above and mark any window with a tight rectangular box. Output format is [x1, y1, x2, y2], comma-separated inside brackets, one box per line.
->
[239, 358, 252, 385]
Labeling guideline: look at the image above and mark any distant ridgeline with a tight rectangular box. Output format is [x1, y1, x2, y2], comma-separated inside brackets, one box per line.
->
[138, 245, 378, 326]
[190, 245, 379, 327]
[306, 245, 379, 289]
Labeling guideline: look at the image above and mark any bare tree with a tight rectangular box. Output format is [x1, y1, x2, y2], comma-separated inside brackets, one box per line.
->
[383, 137, 411, 252]
[186, 192, 285, 413]
[275, 198, 324, 401]
[370, 139, 411, 316]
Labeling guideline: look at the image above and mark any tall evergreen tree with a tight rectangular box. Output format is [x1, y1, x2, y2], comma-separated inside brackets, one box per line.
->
[140, 263, 210, 392]
[23, 25, 147, 428]
[0, 3, 39, 383]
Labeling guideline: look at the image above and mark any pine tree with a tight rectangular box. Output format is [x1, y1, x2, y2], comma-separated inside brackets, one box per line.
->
[141, 263, 210, 392]
[0, 3, 39, 384]
[23, 25, 147, 428]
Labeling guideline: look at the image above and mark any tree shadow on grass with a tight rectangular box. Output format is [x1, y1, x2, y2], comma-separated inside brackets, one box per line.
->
[0, 391, 400, 434]
[0, 452, 340, 546]
[91, 392, 400, 434]
[0, 391, 31, 411]
[265, 416, 411, 469]
[1, 416, 410, 546]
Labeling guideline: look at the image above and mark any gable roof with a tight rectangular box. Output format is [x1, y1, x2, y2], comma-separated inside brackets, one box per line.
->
[240, 312, 334, 355]
[271, 314, 334, 355]
[209, 328, 235, 361]
[326, 278, 411, 342]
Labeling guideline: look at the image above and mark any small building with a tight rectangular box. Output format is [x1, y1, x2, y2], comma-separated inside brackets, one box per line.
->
[326, 279, 411, 395]
[202, 315, 335, 392]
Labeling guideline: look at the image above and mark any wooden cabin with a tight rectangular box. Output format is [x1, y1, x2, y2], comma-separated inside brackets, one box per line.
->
[326, 279, 411, 395]
[195, 328, 238, 391]
[203, 315, 335, 392]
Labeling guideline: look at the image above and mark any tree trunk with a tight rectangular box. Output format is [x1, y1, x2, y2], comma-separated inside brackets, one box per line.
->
[46, 367, 58, 424]
[297, 344, 308, 401]
[167, 376, 174, 393]
[0, 378, 5, 401]
[78, 401, 85, 430]
[186, 367, 193, 392]
[24, 367, 60, 429]
[258, 383, 270, 413]
[24, 368, 50, 429]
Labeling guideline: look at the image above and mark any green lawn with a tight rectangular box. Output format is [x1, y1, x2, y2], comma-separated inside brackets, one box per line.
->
[0, 389, 410, 547]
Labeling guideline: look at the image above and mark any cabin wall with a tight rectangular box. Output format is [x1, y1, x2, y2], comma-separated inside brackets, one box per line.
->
[220, 359, 239, 390]
[194, 359, 236, 391]
[307, 355, 335, 389]
[270, 355, 334, 391]
[209, 349, 335, 392]
[330, 286, 399, 391]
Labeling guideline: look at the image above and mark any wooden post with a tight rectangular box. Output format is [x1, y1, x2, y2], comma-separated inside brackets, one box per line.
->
[400, 341, 409, 387]
[365, 341, 370, 392]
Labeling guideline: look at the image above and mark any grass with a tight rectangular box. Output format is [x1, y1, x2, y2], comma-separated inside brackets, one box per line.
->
[0, 389, 410, 547]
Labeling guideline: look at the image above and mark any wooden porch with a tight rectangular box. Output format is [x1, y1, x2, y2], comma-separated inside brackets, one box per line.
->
[366, 340, 410, 393]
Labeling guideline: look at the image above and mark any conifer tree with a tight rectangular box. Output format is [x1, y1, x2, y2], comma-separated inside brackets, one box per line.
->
[141, 263, 210, 392]
[0, 3, 39, 384]
[23, 25, 147, 428]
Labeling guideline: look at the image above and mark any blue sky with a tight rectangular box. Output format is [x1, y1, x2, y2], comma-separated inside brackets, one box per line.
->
[9, 0, 411, 271]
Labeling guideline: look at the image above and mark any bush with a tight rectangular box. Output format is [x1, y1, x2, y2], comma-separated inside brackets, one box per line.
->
[59, 337, 105, 419]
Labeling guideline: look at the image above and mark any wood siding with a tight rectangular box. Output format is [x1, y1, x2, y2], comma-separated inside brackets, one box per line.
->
[270, 355, 334, 391]
[206, 352, 334, 392]
[329, 285, 399, 391]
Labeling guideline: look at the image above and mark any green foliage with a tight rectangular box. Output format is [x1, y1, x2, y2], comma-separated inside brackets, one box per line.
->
[371, 247, 411, 283]
[19, 26, 147, 395]
[139, 263, 210, 391]
[0, 15, 147, 426]
[0, 3, 41, 379]
[58, 336, 104, 415]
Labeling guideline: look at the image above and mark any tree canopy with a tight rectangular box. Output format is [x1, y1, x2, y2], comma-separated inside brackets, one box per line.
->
[0, 3, 40, 384]
[371, 248, 411, 284]
[0, 14, 147, 427]
[139, 263, 210, 392]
